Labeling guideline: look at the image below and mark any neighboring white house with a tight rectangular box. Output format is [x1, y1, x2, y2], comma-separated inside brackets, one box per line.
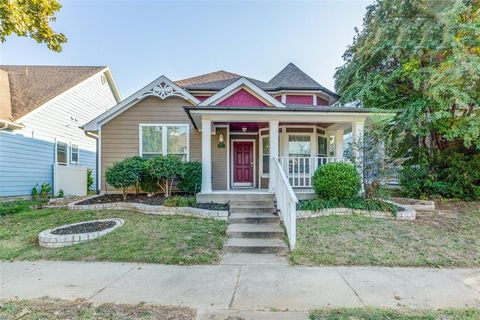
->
[0, 65, 121, 198]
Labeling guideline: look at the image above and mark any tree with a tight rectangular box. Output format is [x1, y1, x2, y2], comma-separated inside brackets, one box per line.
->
[335, 0, 480, 199]
[0, 0, 67, 52]
[335, 0, 480, 153]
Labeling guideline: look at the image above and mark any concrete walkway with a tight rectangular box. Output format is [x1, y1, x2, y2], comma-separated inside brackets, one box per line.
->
[1, 261, 480, 319]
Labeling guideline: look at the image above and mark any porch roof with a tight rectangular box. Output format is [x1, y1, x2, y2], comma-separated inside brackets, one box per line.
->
[183, 105, 398, 130]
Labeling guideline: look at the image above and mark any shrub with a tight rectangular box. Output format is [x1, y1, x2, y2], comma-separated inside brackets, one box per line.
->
[139, 170, 160, 195]
[105, 157, 143, 200]
[163, 195, 196, 207]
[146, 155, 184, 197]
[40, 183, 52, 200]
[178, 161, 202, 194]
[313, 162, 361, 200]
[87, 169, 94, 191]
[31, 184, 39, 200]
[123, 156, 145, 195]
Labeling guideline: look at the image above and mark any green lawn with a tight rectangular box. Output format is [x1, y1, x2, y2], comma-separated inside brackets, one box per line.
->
[0, 208, 227, 265]
[0, 298, 196, 320]
[292, 202, 480, 267]
[310, 307, 480, 320]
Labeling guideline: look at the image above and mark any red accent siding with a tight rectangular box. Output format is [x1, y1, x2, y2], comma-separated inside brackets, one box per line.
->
[217, 88, 268, 107]
[275, 95, 282, 101]
[316, 96, 329, 105]
[194, 96, 210, 102]
[285, 95, 313, 105]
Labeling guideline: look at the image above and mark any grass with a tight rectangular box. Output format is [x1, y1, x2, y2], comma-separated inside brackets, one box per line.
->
[297, 197, 398, 213]
[291, 202, 480, 267]
[310, 307, 480, 320]
[0, 208, 227, 265]
[0, 298, 196, 320]
[0, 199, 47, 216]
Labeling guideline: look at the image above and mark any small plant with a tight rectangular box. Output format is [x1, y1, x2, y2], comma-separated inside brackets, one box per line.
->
[0, 199, 44, 216]
[178, 161, 202, 194]
[146, 155, 184, 198]
[163, 195, 196, 207]
[313, 162, 361, 200]
[40, 183, 52, 200]
[31, 184, 39, 200]
[87, 169, 94, 191]
[297, 197, 397, 213]
[58, 189, 64, 198]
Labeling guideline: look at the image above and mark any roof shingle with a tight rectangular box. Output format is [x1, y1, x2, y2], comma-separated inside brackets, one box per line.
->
[0, 65, 105, 121]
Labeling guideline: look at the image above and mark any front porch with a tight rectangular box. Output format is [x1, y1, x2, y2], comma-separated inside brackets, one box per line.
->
[196, 118, 365, 195]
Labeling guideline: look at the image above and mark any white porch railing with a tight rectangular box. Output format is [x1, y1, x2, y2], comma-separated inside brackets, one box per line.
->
[277, 157, 349, 188]
[272, 158, 298, 250]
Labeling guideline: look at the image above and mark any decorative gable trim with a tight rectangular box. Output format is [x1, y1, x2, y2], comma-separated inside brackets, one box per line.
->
[198, 77, 285, 108]
[84, 75, 200, 131]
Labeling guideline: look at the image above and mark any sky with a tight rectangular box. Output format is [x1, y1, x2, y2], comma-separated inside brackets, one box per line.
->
[0, 0, 373, 98]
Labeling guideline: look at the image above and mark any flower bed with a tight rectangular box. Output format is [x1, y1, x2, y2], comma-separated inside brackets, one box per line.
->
[38, 218, 124, 248]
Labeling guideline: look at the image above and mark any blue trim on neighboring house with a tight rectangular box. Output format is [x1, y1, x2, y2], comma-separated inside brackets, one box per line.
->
[0, 131, 97, 197]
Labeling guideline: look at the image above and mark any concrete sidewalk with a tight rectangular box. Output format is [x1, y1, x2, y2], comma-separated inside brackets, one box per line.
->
[1, 261, 480, 319]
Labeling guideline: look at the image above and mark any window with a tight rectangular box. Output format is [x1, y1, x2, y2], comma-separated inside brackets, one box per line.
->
[288, 135, 311, 157]
[71, 144, 79, 163]
[140, 124, 189, 160]
[56, 141, 68, 165]
[261, 136, 269, 174]
[318, 136, 327, 157]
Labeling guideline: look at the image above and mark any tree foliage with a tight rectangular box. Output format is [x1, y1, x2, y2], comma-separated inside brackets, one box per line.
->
[0, 0, 67, 52]
[146, 155, 184, 198]
[335, 0, 480, 152]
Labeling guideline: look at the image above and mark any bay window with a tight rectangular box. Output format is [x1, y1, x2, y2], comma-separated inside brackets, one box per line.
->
[140, 124, 189, 160]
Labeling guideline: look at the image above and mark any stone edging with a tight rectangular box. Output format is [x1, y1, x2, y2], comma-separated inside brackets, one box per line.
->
[297, 200, 416, 220]
[390, 197, 435, 211]
[50, 195, 229, 220]
[38, 218, 124, 248]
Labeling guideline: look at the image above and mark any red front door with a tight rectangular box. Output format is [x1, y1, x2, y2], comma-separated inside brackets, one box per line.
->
[233, 141, 254, 186]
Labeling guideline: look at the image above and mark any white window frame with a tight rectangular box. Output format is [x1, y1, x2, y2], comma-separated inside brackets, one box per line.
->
[55, 140, 69, 165]
[139, 123, 190, 160]
[259, 133, 270, 178]
[70, 143, 80, 164]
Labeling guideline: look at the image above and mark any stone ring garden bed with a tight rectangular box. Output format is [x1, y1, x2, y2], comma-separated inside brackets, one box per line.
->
[38, 218, 124, 248]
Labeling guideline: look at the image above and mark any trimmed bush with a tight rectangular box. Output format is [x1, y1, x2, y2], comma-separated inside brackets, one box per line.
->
[178, 161, 202, 194]
[313, 162, 361, 200]
[105, 157, 143, 200]
[146, 155, 184, 197]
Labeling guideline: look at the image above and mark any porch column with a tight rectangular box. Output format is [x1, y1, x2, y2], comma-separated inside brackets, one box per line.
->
[201, 119, 212, 193]
[335, 129, 344, 158]
[351, 120, 365, 192]
[268, 120, 279, 191]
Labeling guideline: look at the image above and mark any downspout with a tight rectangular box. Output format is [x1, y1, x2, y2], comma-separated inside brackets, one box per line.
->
[83, 128, 100, 194]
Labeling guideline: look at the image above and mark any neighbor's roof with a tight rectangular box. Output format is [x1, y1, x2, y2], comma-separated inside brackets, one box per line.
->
[175, 63, 339, 99]
[0, 65, 106, 121]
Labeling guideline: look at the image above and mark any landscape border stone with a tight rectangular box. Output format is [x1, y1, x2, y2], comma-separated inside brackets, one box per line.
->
[297, 200, 416, 220]
[55, 195, 229, 220]
[38, 218, 124, 248]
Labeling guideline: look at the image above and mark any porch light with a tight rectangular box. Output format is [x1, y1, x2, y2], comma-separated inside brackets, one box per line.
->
[217, 133, 225, 148]
[242, 127, 247, 133]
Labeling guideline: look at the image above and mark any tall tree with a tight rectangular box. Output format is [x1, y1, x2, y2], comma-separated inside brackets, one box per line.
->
[0, 0, 66, 52]
[335, 0, 480, 153]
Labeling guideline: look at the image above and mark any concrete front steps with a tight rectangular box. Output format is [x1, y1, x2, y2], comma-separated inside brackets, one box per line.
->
[224, 194, 288, 254]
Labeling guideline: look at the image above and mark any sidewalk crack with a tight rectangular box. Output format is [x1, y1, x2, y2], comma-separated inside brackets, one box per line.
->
[88, 264, 138, 300]
[335, 268, 365, 305]
[228, 266, 242, 309]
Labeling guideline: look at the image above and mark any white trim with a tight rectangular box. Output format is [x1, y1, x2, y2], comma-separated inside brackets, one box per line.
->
[198, 77, 286, 108]
[201, 119, 212, 193]
[259, 133, 270, 178]
[98, 126, 102, 191]
[55, 139, 69, 166]
[70, 143, 80, 164]
[138, 123, 190, 161]
[231, 139, 256, 188]
[85, 76, 200, 131]
[227, 125, 230, 190]
[18, 68, 120, 123]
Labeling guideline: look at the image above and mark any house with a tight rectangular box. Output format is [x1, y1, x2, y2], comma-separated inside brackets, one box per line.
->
[0, 65, 121, 198]
[84, 63, 383, 198]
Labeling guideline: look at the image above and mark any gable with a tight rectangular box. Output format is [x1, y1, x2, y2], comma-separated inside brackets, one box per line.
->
[216, 88, 268, 107]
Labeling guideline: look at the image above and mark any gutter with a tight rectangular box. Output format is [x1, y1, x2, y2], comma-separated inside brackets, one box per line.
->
[0, 118, 25, 130]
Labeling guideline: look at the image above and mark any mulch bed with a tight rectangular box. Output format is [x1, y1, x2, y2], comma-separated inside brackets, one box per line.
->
[52, 220, 116, 235]
[75, 194, 229, 211]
